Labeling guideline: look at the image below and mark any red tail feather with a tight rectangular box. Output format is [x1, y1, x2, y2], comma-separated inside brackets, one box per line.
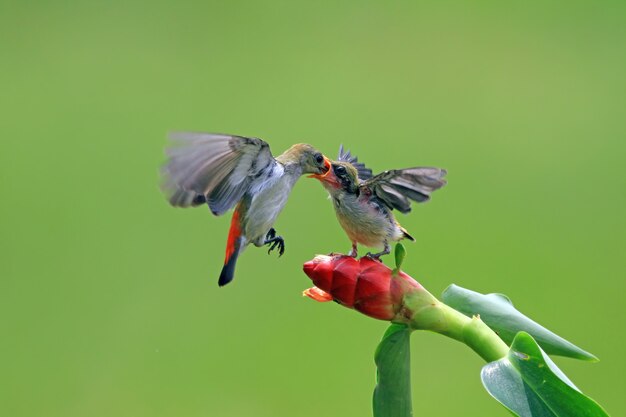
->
[219, 207, 243, 286]
[225, 208, 242, 262]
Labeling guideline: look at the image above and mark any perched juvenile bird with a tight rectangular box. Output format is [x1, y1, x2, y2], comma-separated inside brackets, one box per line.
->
[311, 146, 447, 258]
[162, 132, 330, 286]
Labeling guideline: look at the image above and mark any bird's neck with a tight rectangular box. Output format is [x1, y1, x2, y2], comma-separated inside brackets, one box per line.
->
[319, 180, 342, 196]
[276, 159, 303, 177]
[276, 146, 305, 175]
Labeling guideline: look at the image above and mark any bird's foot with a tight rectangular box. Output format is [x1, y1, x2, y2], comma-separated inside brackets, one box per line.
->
[267, 237, 285, 256]
[348, 248, 358, 258]
[365, 242, 390, 261]
[365, 252, 385, 261]
[264, 232, 285, 257]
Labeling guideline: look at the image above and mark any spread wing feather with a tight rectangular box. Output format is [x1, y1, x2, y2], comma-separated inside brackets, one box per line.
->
[337, 144, 373, 181]
[161, 132, 277, 215]
[363, 167, 447, 213]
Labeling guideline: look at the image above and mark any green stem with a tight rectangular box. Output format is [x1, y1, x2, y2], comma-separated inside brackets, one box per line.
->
[399, 290, 509, 362]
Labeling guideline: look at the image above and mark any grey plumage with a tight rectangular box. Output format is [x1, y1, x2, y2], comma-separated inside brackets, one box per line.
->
[161, 132, 329, 285]
[161, 132, 277, 215]
[316, 145, 447, 258]
[337, 146, 447, 213]
[338, 144, 373, 180]
[364, 167, 448, 213]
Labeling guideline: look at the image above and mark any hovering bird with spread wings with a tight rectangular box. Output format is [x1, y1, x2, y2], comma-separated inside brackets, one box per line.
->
[162, 132, 330, 286]
[310, 146, 447, 258]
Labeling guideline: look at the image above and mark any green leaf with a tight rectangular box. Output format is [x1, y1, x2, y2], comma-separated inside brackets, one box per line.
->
[481, 332, 609, 417]
[394, 243, 407, 272]
[442, 284, 597, 361]
[373, 323, 413, 417]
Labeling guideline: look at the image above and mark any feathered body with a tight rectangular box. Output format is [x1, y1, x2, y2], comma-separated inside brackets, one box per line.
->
[313, 146, 446, 258]
[162, 133, 329, 285]
[234, 153, 314, 247]
[329, 184, 408, 248]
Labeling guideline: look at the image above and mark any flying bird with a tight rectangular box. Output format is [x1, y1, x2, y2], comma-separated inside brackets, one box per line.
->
[162, 132, 330, 286]
[311, 145, 446, 258]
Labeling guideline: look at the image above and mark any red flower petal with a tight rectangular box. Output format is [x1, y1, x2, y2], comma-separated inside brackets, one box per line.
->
[303, 255, 335, 290]
[330, 256, 359, 306]
[354, 293, 395, 320]
[303, 286, 334, 302]
[302, 254, 425, 322]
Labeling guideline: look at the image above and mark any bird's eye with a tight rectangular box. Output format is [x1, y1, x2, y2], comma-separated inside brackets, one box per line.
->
[315, 153, 324, 164]
[334, 165, 347, 176]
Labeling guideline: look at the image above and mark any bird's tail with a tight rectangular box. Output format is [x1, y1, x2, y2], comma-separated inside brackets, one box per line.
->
[400, 225, 415, 242]
[218, 208, 243, 286]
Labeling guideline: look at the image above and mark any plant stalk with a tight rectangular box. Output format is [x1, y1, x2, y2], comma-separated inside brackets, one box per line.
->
[399, 289, 509, 362]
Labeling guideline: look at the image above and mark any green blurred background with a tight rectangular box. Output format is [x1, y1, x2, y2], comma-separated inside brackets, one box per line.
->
[1, 1, 624, 416]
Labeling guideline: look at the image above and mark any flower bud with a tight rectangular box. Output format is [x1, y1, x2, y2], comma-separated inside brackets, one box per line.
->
[302, 255, 424, 321]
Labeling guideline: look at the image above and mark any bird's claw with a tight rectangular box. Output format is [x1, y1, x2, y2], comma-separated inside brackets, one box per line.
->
[365, 242, 390, 261]
[265, 233, 285, 257]
[365, 252, 384, 262]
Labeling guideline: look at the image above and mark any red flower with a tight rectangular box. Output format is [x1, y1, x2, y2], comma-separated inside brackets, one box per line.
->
[302, 255, 424, 321]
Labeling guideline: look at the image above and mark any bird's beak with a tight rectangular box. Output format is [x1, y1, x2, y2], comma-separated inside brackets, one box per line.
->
[308, 156, 332, 180]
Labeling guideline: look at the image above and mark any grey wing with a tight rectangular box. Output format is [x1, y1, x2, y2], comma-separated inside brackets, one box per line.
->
[338, 144, 373, 180]
[362, 167, 447, 213]
[161, 132, 276, 215]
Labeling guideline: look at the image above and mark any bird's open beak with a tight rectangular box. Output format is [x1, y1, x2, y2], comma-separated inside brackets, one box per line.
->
[308, 156, 332, 180]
